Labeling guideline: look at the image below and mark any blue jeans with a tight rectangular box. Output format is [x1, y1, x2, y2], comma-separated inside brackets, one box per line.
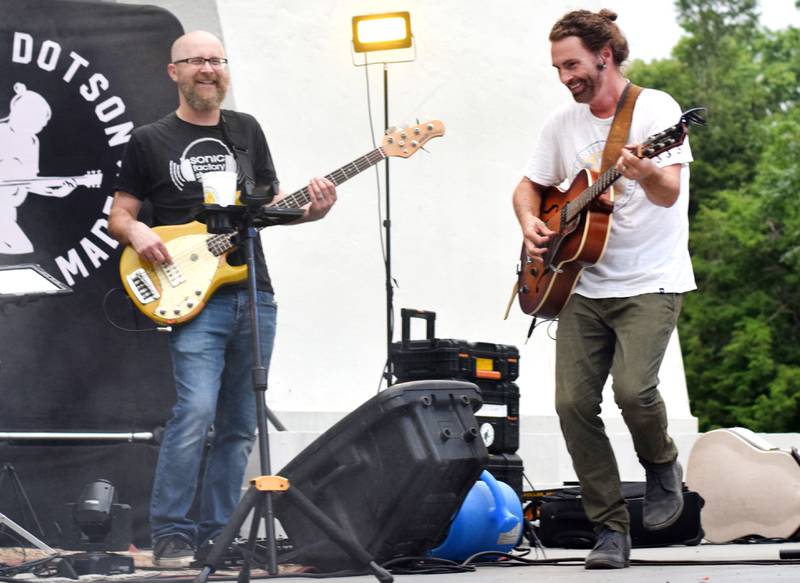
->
[150, 287, 277, 546]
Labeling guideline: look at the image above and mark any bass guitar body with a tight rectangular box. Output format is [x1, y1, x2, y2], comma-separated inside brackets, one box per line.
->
[119, 221, 246, 326]
[517, 169, 612, 319]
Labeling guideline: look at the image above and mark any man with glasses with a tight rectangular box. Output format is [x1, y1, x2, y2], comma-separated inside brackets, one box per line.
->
[109, 30, 337, 566]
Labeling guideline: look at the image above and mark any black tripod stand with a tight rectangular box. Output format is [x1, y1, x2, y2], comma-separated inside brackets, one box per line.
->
[193, 205, 392, 583]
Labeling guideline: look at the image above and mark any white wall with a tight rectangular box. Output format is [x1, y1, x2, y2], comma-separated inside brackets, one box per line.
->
[212, 0, 695, 427]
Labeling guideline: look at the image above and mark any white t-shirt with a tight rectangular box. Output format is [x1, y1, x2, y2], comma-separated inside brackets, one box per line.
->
[525, 88, 696, 298]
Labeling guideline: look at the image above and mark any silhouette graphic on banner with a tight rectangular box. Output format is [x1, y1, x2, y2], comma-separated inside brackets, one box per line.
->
[0, 83, 103, 254]
[0, 0, 183, 547]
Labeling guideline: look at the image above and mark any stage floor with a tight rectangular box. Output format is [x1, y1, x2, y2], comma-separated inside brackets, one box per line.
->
[2, 541, 800, 583]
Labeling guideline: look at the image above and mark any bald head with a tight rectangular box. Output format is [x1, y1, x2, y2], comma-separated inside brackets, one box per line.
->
[170, 31, 225, 63]
[168, 30, 230, 122]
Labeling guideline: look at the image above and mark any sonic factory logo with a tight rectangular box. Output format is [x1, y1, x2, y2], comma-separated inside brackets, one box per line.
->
[169, 137, 236, 190]
[2, 31, 134, 285]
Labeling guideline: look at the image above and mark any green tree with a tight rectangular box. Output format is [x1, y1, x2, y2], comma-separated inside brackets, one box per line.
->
[628, 1, 800, 431]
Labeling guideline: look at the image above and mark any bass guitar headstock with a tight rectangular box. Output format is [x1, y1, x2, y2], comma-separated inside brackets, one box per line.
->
[381, 120, 445, 158]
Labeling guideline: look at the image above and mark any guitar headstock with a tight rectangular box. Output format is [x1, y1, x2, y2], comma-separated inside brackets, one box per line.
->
[381, 120, 445, 158]
[77, 170, 104, 189]
[639, 108, 707, 160]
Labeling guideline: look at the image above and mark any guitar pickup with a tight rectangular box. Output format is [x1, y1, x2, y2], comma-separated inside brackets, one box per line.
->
[157, 262, 185, 288]
[126, 268, 160, 304]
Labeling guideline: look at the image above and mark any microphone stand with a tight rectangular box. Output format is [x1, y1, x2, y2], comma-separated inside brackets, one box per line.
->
[193, 203, 392, 583]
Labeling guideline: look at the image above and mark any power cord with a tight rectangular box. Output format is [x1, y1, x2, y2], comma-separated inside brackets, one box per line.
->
[362, 53, 399, 394]
[101, 287, 172, 333]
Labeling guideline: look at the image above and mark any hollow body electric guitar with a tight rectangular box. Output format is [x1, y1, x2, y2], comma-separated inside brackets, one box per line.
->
[120, 121, 445, 326]
[516, 108, 706, 319]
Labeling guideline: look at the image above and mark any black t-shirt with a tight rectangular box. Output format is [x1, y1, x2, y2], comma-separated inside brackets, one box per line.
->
[115, 110, 278, 292]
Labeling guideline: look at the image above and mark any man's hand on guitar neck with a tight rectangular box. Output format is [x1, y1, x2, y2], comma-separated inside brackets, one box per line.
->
[616, 145, 681, 208]
[305, 176, 337, 221]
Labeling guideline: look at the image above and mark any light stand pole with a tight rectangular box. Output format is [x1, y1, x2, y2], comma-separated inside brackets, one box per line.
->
[351, 11, 415, 386]
[382, 62, 394, 385]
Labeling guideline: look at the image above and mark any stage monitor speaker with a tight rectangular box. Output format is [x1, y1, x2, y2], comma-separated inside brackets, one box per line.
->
[274, 379, 488, 570]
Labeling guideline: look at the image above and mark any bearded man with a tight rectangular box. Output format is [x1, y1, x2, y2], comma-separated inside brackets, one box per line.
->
[512, 10, 694, 569]
[109, 31, 337, 566]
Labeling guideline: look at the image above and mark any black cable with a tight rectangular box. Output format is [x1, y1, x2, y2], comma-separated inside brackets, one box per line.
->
[0, 528, 33, 571]
[0, 554, 57, 578]
[102, 287, 170, 333]
[363, 53, 387, 267]
[363, 53, 400, 394]
[460, 550, 800, 568]
[381, 555, 476, 575]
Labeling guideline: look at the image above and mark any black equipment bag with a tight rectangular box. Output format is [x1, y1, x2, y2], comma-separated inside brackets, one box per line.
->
[538, 483, 704, 548]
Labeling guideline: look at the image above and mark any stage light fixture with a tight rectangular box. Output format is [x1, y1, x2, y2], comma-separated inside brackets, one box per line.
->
[352, 11, 412, 53]
[73, 480, 115, 542]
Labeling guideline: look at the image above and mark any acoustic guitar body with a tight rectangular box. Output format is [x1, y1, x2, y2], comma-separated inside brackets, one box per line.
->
[686, 427, 800, 543]
[517, 169, 612, 318]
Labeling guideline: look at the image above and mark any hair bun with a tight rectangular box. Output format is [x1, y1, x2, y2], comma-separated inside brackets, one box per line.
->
[598, 9, 618, 21]
[13, 82, 27, 94]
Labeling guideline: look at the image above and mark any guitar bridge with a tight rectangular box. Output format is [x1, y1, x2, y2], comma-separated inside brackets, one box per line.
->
[126, 268, 160, 305]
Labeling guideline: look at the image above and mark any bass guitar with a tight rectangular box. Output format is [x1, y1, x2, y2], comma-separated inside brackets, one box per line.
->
[119, 120, 445, 326]
[516, 108, 706, 319]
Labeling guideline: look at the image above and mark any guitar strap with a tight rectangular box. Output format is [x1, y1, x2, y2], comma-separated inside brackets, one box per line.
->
[600, 82, 643, 177]
[219, 110, 257, 196]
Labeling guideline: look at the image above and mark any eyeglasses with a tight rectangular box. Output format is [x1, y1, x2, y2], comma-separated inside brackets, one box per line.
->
[173, 57, 229, 67]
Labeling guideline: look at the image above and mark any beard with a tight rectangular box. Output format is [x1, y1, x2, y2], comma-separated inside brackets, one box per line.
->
[178, 75, 228, 112]
[568, 69, 602, 104]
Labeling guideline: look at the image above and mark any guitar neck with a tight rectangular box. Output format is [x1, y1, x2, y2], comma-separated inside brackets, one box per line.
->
[565, 167, 623, 222]
[272, 147, 387, 210]
[209, 146, 388, 254]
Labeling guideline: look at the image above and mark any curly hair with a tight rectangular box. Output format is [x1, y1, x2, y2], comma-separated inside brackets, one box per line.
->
[549, 9, 630, 66]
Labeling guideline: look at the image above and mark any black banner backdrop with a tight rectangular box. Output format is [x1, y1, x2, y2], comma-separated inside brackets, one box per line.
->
[0, 0, 183, 546]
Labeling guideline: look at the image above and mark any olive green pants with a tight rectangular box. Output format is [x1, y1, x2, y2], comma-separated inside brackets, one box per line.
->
[555, 293, 682, 534]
